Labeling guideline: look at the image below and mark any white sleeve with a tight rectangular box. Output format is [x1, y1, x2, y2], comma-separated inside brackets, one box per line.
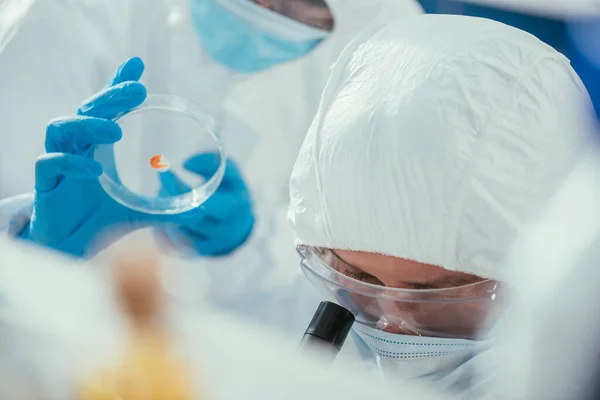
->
[0, 0, 129, 198]
[0, 194, 33, 236]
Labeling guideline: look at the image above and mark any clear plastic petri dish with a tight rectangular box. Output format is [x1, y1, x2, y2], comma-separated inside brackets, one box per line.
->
[93, 94, 226, 215]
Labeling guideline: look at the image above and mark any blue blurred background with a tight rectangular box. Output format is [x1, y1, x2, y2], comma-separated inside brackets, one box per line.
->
[416, 0, 600, 118]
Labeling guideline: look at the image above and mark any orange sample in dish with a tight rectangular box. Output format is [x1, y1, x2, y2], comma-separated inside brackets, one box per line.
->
[150, 154, 170, 172]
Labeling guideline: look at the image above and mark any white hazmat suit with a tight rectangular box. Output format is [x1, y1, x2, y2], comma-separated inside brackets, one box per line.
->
[286, 13, 595, 395]
[165, 13, 597, 397]
[0, 239, 442, 400]
[0, 0, 423, 271]
[289, 14, 595, 281]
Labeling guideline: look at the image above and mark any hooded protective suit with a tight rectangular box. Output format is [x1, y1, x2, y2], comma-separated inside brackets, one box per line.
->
[161, 13, 597, 397]
[285, 13, 596, 395]
[289, 14, 595, 282]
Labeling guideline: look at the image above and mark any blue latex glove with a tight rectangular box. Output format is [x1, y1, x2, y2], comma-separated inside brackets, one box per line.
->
[156, 153, 255, 257]
[23, 57, 152, 256]
[23, 57, 254, 257]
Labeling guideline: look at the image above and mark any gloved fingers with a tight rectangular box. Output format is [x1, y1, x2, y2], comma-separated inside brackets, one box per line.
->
[175, 217, 220, 238]
[45, 116, 122, 153]
[183, 153, 247, 192]
[157, 169, 235, 225]
[107, 57, 145, 87]
[190, 191, 249, 224]
[156, 170, 210, 223]
[156, 205, 254, 256]
[77, 81, 147, 120]
[182, 211, 254, 256]
[170, 225, 208, 244]
[160, 192, 242, 234]
[160, 225, 233, 256]
[158, 170, 192, 196]
[35, 153, 102, 192]
[156, 168, 250, 227]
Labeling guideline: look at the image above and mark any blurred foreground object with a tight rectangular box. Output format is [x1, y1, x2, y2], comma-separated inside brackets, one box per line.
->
[504, 41, 600, 398]
[522, 237, 600, 399]
[483, 126, 600, 398]
[0, 238, 442, 400]
[79, 250, 195, 400]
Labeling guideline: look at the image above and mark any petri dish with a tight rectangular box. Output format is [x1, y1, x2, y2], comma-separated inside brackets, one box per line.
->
[93, 94, 226, 215]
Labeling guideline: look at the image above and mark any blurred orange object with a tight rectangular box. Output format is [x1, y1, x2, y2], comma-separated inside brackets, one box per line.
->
[79, 330, 195, 400]
[150, 154, 170, 172]
[79, 251, 196, 400]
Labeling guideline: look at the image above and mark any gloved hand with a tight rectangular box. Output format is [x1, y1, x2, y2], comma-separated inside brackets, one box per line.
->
[23, 57, 152, 256]
[23, 57, 254, 257]
[155, 153, 255, 257]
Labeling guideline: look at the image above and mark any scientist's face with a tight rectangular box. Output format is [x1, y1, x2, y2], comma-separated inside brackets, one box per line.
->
[332, 250, 496, 338]
[334, 250, 485, 290]
[253, 0, 334, 31]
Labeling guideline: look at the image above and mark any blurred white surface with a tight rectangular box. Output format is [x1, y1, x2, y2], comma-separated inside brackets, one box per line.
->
[0, 238, 442, 399]
[484, 145, 600, 399]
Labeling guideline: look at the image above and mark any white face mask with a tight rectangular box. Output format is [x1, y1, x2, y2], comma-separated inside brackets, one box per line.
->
[353, 324, 492, 395]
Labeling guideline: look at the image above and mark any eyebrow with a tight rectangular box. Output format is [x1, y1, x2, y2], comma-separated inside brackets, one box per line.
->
[332, 251, 484, 289]
[403, 275, 484, 290]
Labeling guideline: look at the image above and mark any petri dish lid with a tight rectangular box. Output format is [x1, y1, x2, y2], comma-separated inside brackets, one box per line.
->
[94, 94, 226, 215]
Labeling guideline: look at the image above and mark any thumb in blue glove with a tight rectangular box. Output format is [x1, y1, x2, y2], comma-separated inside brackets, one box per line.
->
[155, 153, 255, 257]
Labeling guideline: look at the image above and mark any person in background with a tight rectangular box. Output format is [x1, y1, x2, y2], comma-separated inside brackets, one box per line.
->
[0, 0, 423, 262]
